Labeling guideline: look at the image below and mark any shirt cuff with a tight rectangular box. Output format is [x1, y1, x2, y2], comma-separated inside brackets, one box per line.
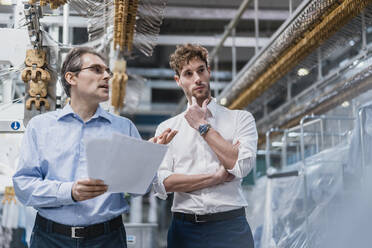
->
[227, 145, 255, 178]
[57, 182, 75, 205]
[153, 171, 173, 200]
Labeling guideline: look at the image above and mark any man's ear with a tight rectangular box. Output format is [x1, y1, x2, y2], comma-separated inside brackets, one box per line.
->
[65, 72, 77, 86]
[174, 75, 181, 87]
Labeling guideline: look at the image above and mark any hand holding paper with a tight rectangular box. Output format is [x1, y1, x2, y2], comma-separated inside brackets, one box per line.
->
[85, 132, 168, 195]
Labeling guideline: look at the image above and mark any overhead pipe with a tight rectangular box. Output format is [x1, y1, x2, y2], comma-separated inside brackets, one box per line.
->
[218, 0, 372, 109]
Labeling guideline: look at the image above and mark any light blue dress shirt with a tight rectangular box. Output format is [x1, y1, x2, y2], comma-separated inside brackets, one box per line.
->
[13, 104, 141, 226]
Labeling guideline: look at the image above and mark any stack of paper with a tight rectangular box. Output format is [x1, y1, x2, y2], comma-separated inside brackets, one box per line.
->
[85, 132, 168, 194]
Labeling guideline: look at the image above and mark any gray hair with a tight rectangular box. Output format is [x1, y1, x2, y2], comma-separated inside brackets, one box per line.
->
[61, 47, 106, 97]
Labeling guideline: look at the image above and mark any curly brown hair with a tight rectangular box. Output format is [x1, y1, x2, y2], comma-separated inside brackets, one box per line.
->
[169, 43, 209, 76]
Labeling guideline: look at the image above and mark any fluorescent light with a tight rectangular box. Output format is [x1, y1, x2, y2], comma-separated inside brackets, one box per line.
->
[272, 141, 283, 147]
[288, 132, 300, 137]
[297, 68, 309, 77]
[357, 61, 365, 68]
[0, 0, 12, 5]
[341, 101, 350, 108]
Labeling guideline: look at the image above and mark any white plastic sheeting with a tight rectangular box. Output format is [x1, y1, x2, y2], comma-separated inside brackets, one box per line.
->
[321, 102, 372, 248]
[0, 133, 37, 246]
[347, 101, 372, 178]
[261, 144, 349, 248]
[244, 177, 267, 248]
[259, 102, 372, 247]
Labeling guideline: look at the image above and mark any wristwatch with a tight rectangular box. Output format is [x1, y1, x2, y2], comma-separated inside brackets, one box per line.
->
[198, 123, 211, 136]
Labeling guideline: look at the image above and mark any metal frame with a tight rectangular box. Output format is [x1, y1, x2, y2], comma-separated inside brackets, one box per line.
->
[299, 114, 354, 246]
[265, 127, 285, 170]
[357, 102, 372, 182]
[265, 114, 355, 246]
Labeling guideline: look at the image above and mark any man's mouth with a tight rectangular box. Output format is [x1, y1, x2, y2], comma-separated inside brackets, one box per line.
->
[193, 86, 205, 91]
[99, 84, 109, 89]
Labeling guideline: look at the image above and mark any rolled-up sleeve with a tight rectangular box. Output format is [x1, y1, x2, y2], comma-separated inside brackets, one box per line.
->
[13, 120, 75, 208]
[227, 111, 258, 178]
[153, 125, 174, 200]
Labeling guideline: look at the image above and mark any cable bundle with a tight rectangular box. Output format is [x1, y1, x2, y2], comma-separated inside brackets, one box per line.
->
[71, 0, 167, 57]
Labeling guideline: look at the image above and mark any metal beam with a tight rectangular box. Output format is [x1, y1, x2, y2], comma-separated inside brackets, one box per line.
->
[163, 6, 288, 21]
[157, 35, 269, 48]
[0, 6, 290, 28]
[2, 12, 269, 48]
[209, 0, 252, 60]
[146, 80, 228, 89]
[127, 68, 232, 80]
[40, 15, 87, 28]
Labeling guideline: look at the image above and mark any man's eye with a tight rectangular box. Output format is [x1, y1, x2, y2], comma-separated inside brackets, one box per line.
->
[198, 68, 205, 73]
[94, 66, 102, 73]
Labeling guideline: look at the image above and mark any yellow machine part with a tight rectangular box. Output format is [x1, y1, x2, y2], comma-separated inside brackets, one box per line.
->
[111, 59, 128, 113]
[2, 187, 16, 204]
[22, 49, 51, 111]
[114, 0, 139, 52]
[28, 0, 67, 9]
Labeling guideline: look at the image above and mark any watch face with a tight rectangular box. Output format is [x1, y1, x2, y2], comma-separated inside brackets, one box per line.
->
[198, 124, 210, 136]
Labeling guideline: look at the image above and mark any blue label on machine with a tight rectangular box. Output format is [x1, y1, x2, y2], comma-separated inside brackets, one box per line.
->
[127, 235, 136, 244]
[10, 121, 21, 130]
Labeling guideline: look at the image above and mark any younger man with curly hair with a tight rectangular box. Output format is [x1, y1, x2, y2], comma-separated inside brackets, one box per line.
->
[154, 44, 258, 248]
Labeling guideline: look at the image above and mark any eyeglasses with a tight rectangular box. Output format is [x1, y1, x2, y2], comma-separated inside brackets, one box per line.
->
[72, 64, 113, 77]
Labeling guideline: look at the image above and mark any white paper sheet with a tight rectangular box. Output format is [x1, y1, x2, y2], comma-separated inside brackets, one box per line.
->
[85, 132, 168, 195]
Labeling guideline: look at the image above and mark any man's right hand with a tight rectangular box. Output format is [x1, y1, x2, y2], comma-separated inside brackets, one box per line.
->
[212, 166, 235, 185]
[149, 128, 178, 144]
[71, 179, 108, 202]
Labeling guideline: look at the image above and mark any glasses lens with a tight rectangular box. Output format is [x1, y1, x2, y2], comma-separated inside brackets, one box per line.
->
[93, 65, 103, 74]
[77, 65, 112, 77]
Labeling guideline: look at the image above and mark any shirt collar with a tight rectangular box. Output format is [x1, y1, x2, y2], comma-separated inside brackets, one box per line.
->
[57, 104, 112, 123]
[207, 98, 218, 118]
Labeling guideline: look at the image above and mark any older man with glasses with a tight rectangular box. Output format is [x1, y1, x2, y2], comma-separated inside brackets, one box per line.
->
[13, 47, 176, 247]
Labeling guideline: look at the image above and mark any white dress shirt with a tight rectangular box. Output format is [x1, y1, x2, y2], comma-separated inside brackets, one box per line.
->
[153, 99, 258, 215]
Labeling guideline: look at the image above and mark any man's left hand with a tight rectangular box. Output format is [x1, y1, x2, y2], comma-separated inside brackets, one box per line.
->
[149, 128, 178, 144]
[185, 96, 209, 130]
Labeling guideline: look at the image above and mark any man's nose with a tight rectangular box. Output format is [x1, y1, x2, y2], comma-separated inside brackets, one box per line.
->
[103, 69, 111, 80]
[192, 72, 202, 84]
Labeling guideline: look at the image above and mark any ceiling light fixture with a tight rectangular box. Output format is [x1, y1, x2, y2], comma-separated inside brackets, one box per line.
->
[220, 98, 227, 106]
[297, 68, 309, 77]
[341, 101, 350, 108]
[272, 141, 283, 147]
